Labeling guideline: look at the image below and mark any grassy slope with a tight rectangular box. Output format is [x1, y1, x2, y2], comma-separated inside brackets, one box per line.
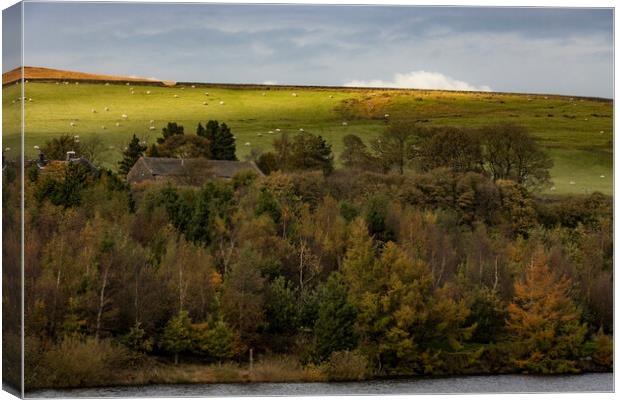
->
[2, 82, 613, 195]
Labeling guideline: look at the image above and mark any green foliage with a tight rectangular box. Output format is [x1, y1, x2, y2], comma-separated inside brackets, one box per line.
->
[35, 163, 91, 208]
[121, 322, 154, 354]
[42, 134, 82, 160]
[365, 195, 395, 242]
[265, 276, 299, 335]
[148, 134, 211, 159]
[200, 120, 237, 160]
[157, 122, 185, 144]
[194, 320, 236, 362]
[160, 310, 194, 364]
[466, 287, 506, 343]
[118, 134, 147, 176]
[313, 273, 357, 362]
[27, 164, 39, 182]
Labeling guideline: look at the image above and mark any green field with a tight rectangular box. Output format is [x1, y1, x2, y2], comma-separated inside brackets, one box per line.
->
[2, 81, 613, 195]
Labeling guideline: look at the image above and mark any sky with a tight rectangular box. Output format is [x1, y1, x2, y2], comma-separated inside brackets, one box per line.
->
[4, 2, 614, 97]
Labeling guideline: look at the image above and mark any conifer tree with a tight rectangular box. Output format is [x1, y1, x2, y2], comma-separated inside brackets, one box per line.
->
[196, 122, 206, 138]
[507, 249, 587, 373]
[118, 134, 147, 176]
[160, 310, 194, 364]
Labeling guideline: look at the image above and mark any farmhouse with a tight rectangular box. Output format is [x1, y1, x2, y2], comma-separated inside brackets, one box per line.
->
[127, 156, 263, 185]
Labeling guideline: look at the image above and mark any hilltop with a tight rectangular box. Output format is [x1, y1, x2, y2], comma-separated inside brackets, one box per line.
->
[2, 66, 176, 86]
[2, 67, 613, 194]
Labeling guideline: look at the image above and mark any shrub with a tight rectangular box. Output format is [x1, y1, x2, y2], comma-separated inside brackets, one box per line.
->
[324, 350, 369, 381]
[39, 337, 131, 388]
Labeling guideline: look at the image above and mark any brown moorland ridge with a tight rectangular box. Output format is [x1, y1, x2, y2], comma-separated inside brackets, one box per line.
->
[2, 66, 176, 86]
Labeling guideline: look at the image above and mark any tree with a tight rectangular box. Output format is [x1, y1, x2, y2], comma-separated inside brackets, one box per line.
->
[41, 134, 82, 160]
[340, 134, 378, 170]
[157, 122, 184, 144]
[81, 135, 108, 166]
[196, 320, 235, 363]
[196, 122, 206, 138]
[289, 132, 334, 175]
[148, 135, 211, 159]
[507, 249, 587, 373]
[118, 134, 147, 176]
[213, 123, 237, 161]
[416, 127, 483, 173]
[313, 273, 357, 362]
[480, 123, 553, 189]
[160, 310, 194, 364]
[372, 120, 419, 174]
[121, 322, 154, 354]
[265, 276, 299, 335]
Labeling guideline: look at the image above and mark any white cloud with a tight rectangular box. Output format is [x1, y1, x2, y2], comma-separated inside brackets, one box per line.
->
[344, 70, 492, 92]
[263, 80, 278, 85]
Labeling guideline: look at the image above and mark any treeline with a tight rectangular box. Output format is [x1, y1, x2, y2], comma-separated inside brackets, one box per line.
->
[5, 120, 612, 389]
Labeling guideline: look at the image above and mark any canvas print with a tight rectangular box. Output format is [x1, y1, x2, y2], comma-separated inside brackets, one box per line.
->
[1, 1, 614, 397]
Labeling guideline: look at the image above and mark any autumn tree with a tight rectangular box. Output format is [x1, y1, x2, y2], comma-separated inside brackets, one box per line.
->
[371, 120, 420, 174]
[416, 127, 483, 173]
[507, 250, 587, 373]
[41, 134, 82, 160]
[160, 310, 194, 364]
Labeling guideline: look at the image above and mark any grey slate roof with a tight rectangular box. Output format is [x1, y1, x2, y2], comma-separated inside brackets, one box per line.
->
[133, 157, 262, 181]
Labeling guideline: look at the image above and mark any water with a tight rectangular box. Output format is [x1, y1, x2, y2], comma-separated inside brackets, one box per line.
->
[27, 373, 612, 398]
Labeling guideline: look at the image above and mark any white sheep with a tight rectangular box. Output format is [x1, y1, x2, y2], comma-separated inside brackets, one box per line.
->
[173, 94, 179, 98]
[257, 133, 263, 137]
[56, 82, 60, 85]
[384, 113, 390, 118]
[329, 95, 333, 98]
[262, 93, 266, 96]
[219, 101, 225, 105]
[550, 186, 556, 191]
[126, 83, 130, 86]
[74, 135, 80, 139]
[180, 87, 185, 90]
[299, 128, 304, 132]
[33, 145, 39, 150]
[275, 128, 281, 132]
[244, 142, 251, 146]
[104, 107, 109, 111]
[146, 90, 151, 95]
[4, 147, 10, 152]
[116, 122, 121, 127]
[70, 122, 76, 127]
[203, 101, 208, 105]
[191, 85, 196, 88]
[205, 92, 209, 96]
[600, 130, 605, 134]
[121, 114, 128, 119]
[342, 122, 348, 126]
[105, 82, 110, 86]
[569, 181, 576, 185]
[600, 175, 606, 178]
[28, 98, 32, 102]
[292, 93, 297, 97]
[75, 82, 79, 85]
[149, 126, 156, 131]
[91, 109, 97, 113]
[268, 131, 274, 134]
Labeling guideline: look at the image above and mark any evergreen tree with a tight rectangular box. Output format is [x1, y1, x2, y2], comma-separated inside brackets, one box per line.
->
[507, 249, 587, 373]
[118, 134, 147, 176]
[313, 273, 357, 362]
[197, 320, 235, 363]
[160, 310, 194, 364]
[157, 122, 184, 144]
[213, 122, 237, 160]
[265, 276, 299, 335]
[196, 122, 206, 138]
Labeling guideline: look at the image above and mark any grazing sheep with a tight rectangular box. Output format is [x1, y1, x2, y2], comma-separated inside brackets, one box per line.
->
[146, 90, 151, 95]
[600, 130, 605, 134]
[292, 93, 297, 97]
[384, 113, 390, 118]
[262, 93, 266, 96]
[74, 135, 80, 139]
[600, 175, 606, 178]
[299, 128, 304, 132]
[149, 126, 156, 130]
[219, 101, 225, 105]
[91, 109, 97, 113]
[191, 85, 196, 88]
[126, 83, 130, 86]
[180, 87, 185, 90]
[203, 101, 208, 105]
[245, 142, 251, 146]
[4, 147, 10, 152]
[569, 181, 576, 185]
[275, 128, 281, 132]
[33, 145, 39, 150]
[70, 122, 76, 127]
[108, 145, 115, 149]
[342, 122, 348, 126]
[329, 95, 333, 98]
[64, 81, 69, 85]
[28, 98, 32, 102]
[11, 100, 15, 104]
[205, 92, 209, 96]
[268, 131, 274, 134]
[116, 122, 121, 127]
[75, 82, 79, 85]
[149, 120, 154, 124]
[104, 107, 109, 111]
[173, 94, 179, 98]
[105, 82, 110, 86]
[257, 133, 263, 137]
[550, 186, 556, 191]
[121, 114, 128, 119]
[56, 82, 60, 85]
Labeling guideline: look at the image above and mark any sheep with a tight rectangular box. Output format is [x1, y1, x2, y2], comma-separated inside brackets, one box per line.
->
[33, 145, 40, 150]
[275, 128, 281, 132]
[121, 114, 128, 119]
[257, 133, 263, 137]
[126, 83, 130, 86]
[75, 82, 79, 85]
[292, 93, 297, 97]
[244, 142, 251, 146]
[56, 82, 60, 85]
[600, 130, 605, 134]
[108, 145, 115, 149]
[384, 113, 390, 118]
[205, 92, 209, 96]
[146, 90, 151, 95]
[25, 80, 29, 83]
[11, 100, 15, 104]
[91, 109, 97, 113]
[180, 87, 185, 90]
[64, 81, 69, 85]
[4, 147, 10, 152]
[268, 131, 274, 134]
[173, 94, 179, 98]
[191, 85, 196, 88]
[102, 126, 106, 130]
[329, 95, 334, 98]
[105, 82, 110, 86]
[600, 175, 606, 178]
[116, 122, 121, 127]
[342, 122, 348, 126]
[299, 128, 304, 132]
[28, 98, 32, 102]
[149, 126, 156, 131]
[104, 107, 110, 111]
[74, 135, 80, 139]
[569, 181, 576, 185]
[262, 93, 266, 96]
[219, 101, 225, 105]
[203, 101, 208, 105]
[70, 122, 76, 127]
[550, 186, 556, 191]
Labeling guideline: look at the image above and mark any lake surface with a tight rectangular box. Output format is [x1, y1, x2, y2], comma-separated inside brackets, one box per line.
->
[27, 373, 613, 398]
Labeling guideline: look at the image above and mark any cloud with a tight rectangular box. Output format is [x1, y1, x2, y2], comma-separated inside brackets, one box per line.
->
[263, 80, 278, 85]
[344, 71, 492, 92]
